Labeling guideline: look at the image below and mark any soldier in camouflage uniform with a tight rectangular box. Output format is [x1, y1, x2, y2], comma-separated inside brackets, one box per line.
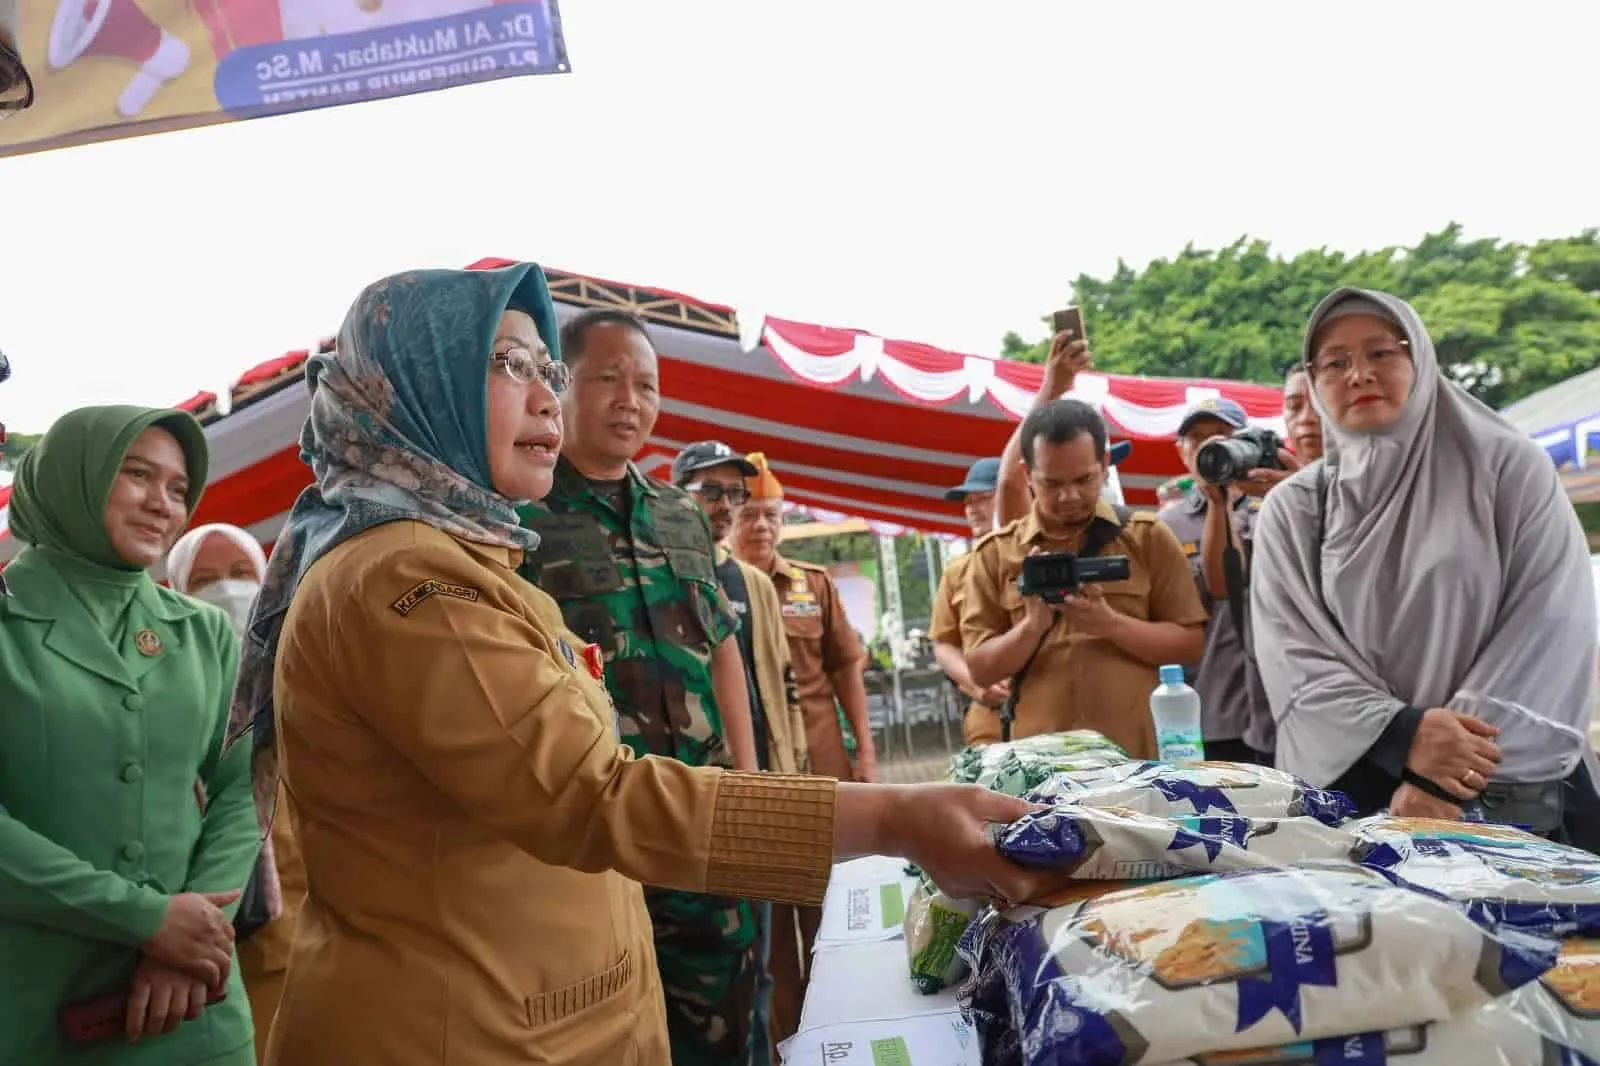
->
[517, 308, 762, 1066]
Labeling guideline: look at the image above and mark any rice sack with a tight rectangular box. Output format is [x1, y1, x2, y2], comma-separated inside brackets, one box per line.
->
[948, 730, 1130, 787]
[1349, 815, 1600, 936]
[1161, 937, 1600, 1065]
[958, 864, 1559, 1066]
[994, 806, 1357, 880]
[1028, 761, 1355, 827]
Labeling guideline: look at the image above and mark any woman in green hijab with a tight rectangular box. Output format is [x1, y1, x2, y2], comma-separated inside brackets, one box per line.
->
[0, 405, 261, 1065]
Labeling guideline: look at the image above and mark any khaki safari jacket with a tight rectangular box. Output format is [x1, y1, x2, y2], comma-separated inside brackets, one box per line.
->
[724, 548, 809, 774]
[265, 522, 837, 1066]
[767, 554, 867, 781]
[959, 500, 1207, 757]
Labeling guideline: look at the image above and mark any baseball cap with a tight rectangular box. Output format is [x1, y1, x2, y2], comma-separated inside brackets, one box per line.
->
[944, 457, 1001, 501]
[671, 440, 758, 487]
[1109, 440, 1132, 465]
[1177, 397, 1248, 437]
[0, 0, 33, 115]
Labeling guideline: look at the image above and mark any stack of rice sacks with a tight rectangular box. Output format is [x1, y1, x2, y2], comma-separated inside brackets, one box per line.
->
[901, 730, 1600, 1065]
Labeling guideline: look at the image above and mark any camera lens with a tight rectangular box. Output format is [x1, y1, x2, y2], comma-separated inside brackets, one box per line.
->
[1195, 436, 1261, 485]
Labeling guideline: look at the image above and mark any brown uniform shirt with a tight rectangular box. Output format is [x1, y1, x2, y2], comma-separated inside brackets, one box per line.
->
[959, 499, 1208, 757]
[266, 521, 837, 1066]
[767, 553, 867, 780]
[929, 552, 990, 745]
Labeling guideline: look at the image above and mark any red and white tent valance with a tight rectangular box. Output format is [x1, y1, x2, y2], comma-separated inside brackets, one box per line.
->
[0, 258, 1284, 561]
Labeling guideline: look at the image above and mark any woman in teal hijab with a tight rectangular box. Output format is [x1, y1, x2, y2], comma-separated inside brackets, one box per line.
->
[241, 264, 1055, 1066]
[0, 405, 260, 1065]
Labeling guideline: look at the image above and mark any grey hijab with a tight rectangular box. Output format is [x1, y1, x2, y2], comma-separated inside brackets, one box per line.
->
[1251, 287, 1597, 788]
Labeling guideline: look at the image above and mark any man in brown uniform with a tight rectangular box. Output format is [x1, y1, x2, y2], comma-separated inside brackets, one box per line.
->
[730, 451, 872, 1041]
[930, 458, 1012, 744]
[962, 399, 1207, 757]
[933, 446, 1135, 746]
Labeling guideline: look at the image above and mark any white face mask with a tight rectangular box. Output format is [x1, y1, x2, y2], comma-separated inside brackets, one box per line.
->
[190, 579, 261, 637]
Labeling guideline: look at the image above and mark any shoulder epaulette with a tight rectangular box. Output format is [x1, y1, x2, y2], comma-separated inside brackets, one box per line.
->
[972, 516, 1026, 554]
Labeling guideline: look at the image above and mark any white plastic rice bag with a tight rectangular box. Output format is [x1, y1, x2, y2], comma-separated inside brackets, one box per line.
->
[993, 806, 1357, 880]
[1029, 760, 1355, 827]
[1350, 815, 1600, 936]
[948, 730, 1129, 787]
[1160, 937, 1600, 1065]
[958, 864, 1560, 1066]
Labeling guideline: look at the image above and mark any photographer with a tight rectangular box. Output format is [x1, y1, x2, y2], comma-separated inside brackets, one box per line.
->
[960, 400, 1206, 756]
[1159, 398, 1301, 763]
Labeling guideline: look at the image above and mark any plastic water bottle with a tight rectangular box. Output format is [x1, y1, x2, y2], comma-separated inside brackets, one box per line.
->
[1151, 664, 1205, 765]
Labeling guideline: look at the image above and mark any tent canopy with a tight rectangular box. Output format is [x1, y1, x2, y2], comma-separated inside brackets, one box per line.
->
[1502, 363, 1600, 470]
[0, 257, 1285, 560]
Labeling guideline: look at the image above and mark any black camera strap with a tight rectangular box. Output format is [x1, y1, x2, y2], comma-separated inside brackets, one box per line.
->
[1216, 502, 1249, 646]
[1000, 506, 1132, 742]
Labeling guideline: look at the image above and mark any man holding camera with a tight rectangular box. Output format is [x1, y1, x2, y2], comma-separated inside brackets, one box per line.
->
[1160, 398, 1301, 763]
[961, 399, 1206, 757]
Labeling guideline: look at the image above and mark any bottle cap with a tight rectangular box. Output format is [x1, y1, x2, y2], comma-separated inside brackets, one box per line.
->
[1158, 664, 1185, 685]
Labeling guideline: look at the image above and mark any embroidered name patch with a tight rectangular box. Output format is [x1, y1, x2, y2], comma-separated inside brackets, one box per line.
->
[390, 579, 481, 617]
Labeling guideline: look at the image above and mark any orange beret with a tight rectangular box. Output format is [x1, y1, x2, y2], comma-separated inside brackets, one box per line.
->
[745, 452, 784, 500]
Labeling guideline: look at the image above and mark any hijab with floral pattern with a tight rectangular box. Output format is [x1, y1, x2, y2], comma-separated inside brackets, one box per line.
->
[228, 263, 560, 839]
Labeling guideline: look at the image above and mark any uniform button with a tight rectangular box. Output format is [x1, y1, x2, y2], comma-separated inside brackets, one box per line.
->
[123, 694, 145, 712]
[121, 842, 144, 862]
[121, 762, 143, 783]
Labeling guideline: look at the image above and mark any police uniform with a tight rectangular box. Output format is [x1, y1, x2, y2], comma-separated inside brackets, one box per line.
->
[1158, 489, 1274, 763]
[516, 457, 759, 1066]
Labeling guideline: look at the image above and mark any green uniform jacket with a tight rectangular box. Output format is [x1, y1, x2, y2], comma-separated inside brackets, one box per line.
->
[0, 550, 260, 1065]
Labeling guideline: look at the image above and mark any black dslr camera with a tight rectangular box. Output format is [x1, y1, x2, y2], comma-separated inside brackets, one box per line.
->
[1196, 426, 1285, 486]
[1016, 551, 1131, 604]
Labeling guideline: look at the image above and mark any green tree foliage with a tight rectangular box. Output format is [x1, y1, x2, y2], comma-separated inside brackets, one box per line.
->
[0, 431, 42, 473]
[1002, 225, 1600, 409]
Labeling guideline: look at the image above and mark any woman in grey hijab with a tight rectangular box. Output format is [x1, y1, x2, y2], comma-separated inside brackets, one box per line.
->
[1251, 288, 1600, 847]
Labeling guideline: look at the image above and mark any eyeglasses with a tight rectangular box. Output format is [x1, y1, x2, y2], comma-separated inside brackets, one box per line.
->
[493, 346, 571, 393]
[686, 482, 750, 505]
[0, 39, 33, 117]
[1307, 340, 1411, 383]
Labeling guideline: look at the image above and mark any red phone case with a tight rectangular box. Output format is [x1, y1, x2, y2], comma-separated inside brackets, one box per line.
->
[60, 985, 227, 1043]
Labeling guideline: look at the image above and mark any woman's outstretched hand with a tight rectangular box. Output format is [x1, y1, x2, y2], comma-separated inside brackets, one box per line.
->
[835, 783, 1063, 904]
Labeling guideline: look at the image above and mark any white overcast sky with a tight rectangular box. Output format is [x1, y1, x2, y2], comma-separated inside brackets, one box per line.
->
[1, 0, 1597, 433]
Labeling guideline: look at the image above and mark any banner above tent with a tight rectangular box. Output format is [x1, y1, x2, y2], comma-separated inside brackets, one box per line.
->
[0, 0, 566, 158]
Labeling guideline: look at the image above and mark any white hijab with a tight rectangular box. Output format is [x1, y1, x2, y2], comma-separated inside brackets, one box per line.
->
[1251, 288, 1597, 788]
[166, 524, 268, 636]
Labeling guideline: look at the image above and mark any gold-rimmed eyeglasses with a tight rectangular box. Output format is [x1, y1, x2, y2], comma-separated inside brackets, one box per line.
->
[493, 346, 571, 394]
[1306, 339, 1411, 384]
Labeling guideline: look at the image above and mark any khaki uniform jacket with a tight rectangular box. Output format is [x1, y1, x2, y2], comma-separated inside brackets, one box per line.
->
[264, 522, 836, 1066]
[727, 552, 809, 774]
[767, 555, 867, 781]
[237, 781, 304, 1061]
[960, 500, 1208, 757]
